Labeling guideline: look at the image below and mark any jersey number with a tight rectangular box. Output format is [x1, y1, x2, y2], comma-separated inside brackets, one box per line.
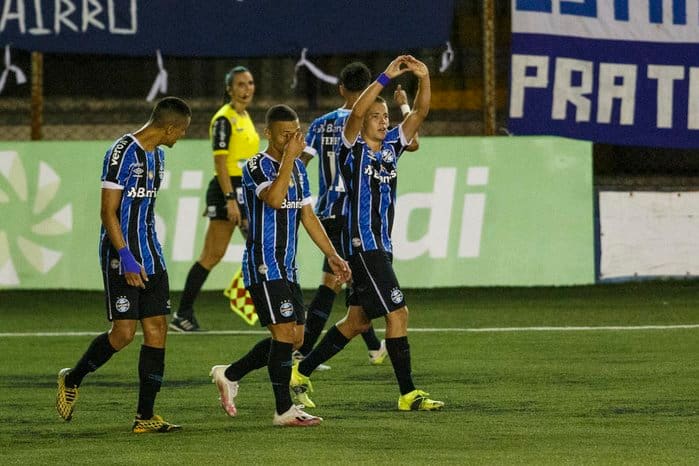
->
[327, 150, 345, 192]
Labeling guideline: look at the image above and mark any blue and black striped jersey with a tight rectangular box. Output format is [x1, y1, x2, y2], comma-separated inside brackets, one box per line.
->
[241, 152, 312, 286]
[99, 134, 166, 275]
[304, 108, 349, 219]
[339, 125, 410, 256]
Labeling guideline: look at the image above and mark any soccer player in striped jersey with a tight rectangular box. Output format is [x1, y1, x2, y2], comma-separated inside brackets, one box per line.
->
[291, 56, 444, 413]
[297, 63, 419, 368]
[209, 104, 351, 427]
[56, 97, 191, 432]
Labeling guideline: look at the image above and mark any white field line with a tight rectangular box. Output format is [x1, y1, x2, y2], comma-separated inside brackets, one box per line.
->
[0, 324, 698, 338]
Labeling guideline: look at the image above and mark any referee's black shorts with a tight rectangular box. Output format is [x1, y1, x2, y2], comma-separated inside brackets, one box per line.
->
[204, 176, 247, 221]
[347, 250, 406, 319]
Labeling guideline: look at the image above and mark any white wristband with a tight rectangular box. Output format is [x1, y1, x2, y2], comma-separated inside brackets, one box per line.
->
[400, 104, 411, 116]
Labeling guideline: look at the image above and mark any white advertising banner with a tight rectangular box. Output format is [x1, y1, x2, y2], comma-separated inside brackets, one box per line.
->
[599, 191, 699, 279]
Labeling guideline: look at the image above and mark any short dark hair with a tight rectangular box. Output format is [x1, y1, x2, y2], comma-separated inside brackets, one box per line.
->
[225, 66, 250, 87]
[265, 104, 298, 125]
[340, 62, 371, 92]
[151, 97, 191, 127]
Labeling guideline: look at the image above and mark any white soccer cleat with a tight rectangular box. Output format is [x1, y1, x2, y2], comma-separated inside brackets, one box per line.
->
[273, 405, 323, 427]
[209, 365, 239, 417]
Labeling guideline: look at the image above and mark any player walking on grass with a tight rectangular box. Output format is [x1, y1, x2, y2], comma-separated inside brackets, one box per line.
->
[290, 56, 444, 412]
[209, 105, 351, 427]
[297, 62, 419, 368]
[56, 97, 191, 433]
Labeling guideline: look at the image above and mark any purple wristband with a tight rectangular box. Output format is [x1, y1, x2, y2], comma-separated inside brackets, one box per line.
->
[118, 247, 141, 274]
[376, 72, 391, 87]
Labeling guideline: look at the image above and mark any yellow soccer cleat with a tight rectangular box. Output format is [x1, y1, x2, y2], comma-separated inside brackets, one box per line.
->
[368, 339, 388, 365]
[56, 368, 79, 421]
[131, 415, 181, 433]
[290, 362, 316, 408]
[398, 389, 445, 411]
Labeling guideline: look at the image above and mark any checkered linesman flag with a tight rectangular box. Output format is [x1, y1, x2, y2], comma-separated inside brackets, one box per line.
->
[223, 267, 258, 326]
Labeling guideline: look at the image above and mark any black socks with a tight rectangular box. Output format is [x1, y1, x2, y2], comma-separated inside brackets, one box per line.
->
[267, 340, 293, 415]
[299, 285, 336, 355]
[65, 332, 117, 388]
[298, 325, 349, 377]
[225, 337, 272, 381]
[178, 262, 210, 318]
[386, 336, 415, 395]
[136, 345, 165, 420]
[360, 327, 382, 351]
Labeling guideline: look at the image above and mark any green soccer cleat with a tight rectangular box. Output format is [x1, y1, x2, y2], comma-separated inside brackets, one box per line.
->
[290, 362, 316, 408]
[398, 389, 445, 411]
[131, 415, 181, 433]
[56, 368, 79, 421]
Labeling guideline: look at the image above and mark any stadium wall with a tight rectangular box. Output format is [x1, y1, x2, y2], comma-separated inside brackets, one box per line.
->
[0, 136, 594, 290]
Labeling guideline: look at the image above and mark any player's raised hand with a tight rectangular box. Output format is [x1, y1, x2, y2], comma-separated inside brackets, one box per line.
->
[384, 55, 411, 79]
[284, 130, 306, 159]
[404, 56, 429, 79]
[394, 84, 408, 105]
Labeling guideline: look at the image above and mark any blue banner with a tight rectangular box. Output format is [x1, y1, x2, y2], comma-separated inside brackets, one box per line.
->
[0, 0, 453, 57]
[509, 0, 699, 148]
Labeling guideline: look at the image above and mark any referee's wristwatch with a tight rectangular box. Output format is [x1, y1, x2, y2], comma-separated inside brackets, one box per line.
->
[224, 191, 237, 201]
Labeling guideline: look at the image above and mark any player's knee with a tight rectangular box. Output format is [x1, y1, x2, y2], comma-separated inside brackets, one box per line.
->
[340, 315, 370, 337]
[109, 328, 135, 350]
[143, 324, 166, 340]
[355, 321, 372, 334]
[268, 322, 297, 344]
[200, 251, 224, 269]
[393, 306, 409, 321]
[385, 306, 409, 336]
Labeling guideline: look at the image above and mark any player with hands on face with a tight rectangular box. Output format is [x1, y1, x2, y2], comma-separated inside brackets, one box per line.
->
[209, 104, 350, 427]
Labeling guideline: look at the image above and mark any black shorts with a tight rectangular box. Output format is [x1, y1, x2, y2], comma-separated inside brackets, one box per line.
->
[247, 279, 306, 327]
[320, 215, 347, 273]
[102, 268, 171, 321]
[204, 176, 247, 221]
[347, 250, 406, 319]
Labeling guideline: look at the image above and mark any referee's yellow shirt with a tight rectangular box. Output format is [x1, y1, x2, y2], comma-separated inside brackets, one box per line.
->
[210, 104, 260, 177]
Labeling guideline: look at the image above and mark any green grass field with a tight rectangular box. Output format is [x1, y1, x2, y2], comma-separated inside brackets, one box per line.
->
[1, 283, 698, 465]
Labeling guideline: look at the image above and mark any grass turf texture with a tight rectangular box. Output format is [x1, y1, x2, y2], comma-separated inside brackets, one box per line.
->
[0, 282, 697, 464]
